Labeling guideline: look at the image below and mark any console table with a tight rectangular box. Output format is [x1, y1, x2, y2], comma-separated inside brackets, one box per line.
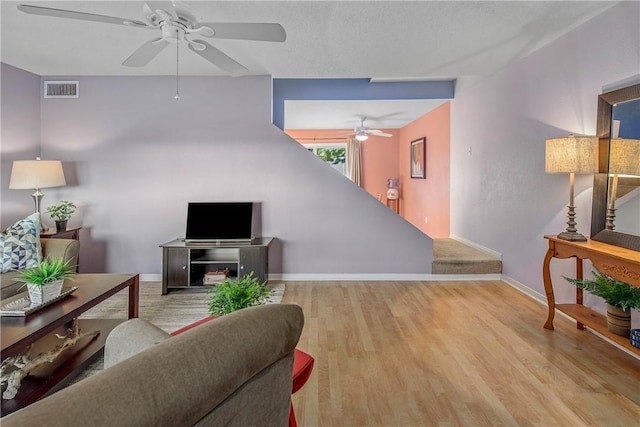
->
[160, 238, 273, 294]
[542, 235, 640, 355]
[41, 227, 81, 241]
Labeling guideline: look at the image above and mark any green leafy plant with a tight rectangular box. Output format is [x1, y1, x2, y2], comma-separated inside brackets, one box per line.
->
[46, 200, 76, 221]
[564, 270, 640, 312]
[208, 272, 274, 316]
[17, 257, 75, 287]
[316, 147, 346, 165]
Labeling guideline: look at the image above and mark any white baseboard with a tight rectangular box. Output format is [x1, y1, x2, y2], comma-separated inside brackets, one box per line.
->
[501, 274, 546, 304]
[140, 273, 503, 282]
[449, 234, 503, 260]
[268, 273, 502, 281]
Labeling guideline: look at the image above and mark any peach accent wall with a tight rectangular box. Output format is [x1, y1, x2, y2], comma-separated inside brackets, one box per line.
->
[285, 129, 400, 202]
[398, 102, 450, 238]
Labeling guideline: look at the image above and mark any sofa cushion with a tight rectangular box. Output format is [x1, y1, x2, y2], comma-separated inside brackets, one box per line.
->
[1, 213, 42, 273]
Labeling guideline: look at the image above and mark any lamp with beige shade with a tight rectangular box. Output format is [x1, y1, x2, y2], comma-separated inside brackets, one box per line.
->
[545, 135, 599, 241]
[9, 158, 66, 227]
[606, 138, 640, 231]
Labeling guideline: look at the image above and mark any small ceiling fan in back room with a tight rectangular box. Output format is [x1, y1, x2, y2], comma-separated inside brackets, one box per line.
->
[18, 1, 287, 97]
[341, 119, 393, 141]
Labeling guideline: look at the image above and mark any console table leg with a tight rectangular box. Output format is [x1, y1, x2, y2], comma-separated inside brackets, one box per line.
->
[575, 258, 584, 330]
[543, 248, 555, 330]
[128, 276, 139, 319]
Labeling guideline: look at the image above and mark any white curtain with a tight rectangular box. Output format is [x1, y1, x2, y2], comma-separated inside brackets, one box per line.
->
[346, 138, 362, 186]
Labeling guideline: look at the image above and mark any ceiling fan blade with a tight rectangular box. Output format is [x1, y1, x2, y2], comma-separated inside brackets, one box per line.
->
[123, 39, 170, 67]
[188, 39, 248, 76]
[196, 23, 286, 42]
[17, 4, 151, 28]
[145, 1, 177, 19]
[367, 131, 393, 137]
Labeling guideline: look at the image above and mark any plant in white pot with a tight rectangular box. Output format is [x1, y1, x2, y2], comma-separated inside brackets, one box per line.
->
[17, 257, 75, 305]
[565, 270, 640, 337]
[46, 200, 76, 232]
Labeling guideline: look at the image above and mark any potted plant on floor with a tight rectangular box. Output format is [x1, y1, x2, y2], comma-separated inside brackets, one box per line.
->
[565, 270, 640, 337]
[46, 200, 76, 232]
[208, 272, 274, 316]
[17, 257, 75, 305]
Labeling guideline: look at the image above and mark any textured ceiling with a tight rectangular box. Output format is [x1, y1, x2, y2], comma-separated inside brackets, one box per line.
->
[1, 1, 616, 129]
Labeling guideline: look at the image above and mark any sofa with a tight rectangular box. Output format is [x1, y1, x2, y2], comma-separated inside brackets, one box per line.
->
[1, 303, 304, 427]
[1, 238, 79, 299]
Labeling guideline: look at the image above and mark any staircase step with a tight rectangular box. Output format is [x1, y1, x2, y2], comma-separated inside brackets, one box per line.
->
[432, 239, 502, 275]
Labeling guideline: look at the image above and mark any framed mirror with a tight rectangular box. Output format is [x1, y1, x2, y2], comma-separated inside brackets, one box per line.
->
[590, 83, 640, 251]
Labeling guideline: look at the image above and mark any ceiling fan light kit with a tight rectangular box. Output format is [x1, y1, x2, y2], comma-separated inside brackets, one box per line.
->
[343, 119, 393, 141]
[17, 2, 286, 77]
[355, 132, 369, 141]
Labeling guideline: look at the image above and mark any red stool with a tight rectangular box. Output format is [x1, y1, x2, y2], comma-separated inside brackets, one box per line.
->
[171, 316, 314, 427]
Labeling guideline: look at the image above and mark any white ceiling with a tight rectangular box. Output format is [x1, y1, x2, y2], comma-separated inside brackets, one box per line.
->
[1, 1, 616, 129]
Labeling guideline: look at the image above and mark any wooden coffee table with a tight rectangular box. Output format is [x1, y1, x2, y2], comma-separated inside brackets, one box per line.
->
[1, 273, 139, 415]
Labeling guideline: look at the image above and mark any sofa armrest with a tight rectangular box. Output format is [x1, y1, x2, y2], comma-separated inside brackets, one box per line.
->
[40, 238, 79, 268]
[104, 319, 171, 369]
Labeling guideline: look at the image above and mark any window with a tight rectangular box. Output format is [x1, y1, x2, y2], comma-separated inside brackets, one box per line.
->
[304, 143, 347, 176]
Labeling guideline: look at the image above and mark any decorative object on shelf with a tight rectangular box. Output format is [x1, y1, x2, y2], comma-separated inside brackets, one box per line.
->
[564, 270, 640, 337]
[203, 269, 230, 285]
[46, 200, 76, 232]
[545, 135, 598, 241]
[0, 319, 99, 400]
[605, 137, 640, 231]
[386, 178, 399, 200]
[16, 257, 75, 305]
[8, 158, 66, 227]
[208, 272, 274, 317]
[410, 137, 426, 179]
[632, 329, 640, 349]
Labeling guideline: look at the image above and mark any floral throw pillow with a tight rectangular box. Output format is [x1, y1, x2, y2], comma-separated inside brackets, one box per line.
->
[1, 213, 42, 273]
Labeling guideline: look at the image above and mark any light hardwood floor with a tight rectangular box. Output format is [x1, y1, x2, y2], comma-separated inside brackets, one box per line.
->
[282, 280, 640, 427]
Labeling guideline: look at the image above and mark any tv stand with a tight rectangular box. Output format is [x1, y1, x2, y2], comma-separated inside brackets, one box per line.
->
[160, 238, 273, 295]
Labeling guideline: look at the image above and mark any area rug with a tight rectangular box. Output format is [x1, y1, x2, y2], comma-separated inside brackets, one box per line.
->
[71, 281, 285, 383]
[79, 281, 285, 332]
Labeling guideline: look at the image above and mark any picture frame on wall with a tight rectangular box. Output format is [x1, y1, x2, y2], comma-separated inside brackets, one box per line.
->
[410, 137, 426, 179]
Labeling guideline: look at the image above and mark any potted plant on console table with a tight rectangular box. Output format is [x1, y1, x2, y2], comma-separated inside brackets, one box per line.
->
[565, 270, 640, 337]
[46, 200, 76, 232]
[17, 257, 75, 305]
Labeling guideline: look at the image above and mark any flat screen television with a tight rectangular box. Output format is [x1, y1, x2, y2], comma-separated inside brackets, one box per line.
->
[185, 202, 255, 244]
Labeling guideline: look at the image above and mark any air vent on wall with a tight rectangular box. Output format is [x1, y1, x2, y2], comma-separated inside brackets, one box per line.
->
[44, 81, 79, 98]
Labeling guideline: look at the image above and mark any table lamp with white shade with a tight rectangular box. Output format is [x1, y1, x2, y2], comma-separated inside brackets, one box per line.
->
[9, 158, 66, 221]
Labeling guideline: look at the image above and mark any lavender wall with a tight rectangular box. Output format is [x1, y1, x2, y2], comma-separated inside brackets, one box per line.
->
[450, 2, 639, 302]
[1, 63, 42, 220]
[2, 72, 432, 276]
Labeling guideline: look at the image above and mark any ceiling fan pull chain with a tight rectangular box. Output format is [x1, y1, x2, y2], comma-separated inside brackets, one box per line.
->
[175, 28, 180, 101]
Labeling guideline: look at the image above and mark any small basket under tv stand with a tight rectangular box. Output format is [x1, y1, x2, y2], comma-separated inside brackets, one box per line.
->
[160, 238, 273, 295]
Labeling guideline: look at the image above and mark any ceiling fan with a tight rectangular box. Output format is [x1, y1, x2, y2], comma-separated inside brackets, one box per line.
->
[341, 119, 393, 141]
[17, 2, 286, 76]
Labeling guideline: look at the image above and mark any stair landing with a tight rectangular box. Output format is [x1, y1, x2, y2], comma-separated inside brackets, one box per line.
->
[432, 239, 502, 275]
